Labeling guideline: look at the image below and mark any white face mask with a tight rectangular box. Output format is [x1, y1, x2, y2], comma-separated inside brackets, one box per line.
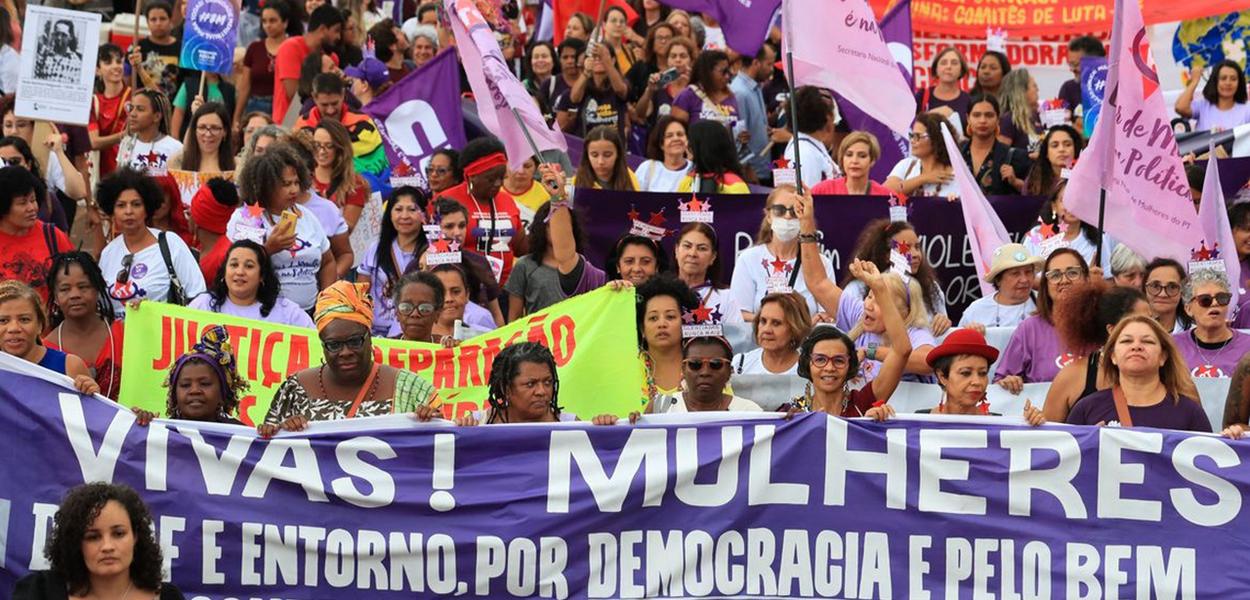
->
[772, 217, 801, 242]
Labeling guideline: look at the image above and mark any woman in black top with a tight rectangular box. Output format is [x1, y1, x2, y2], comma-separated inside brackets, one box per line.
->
[13, 483, 185, 599]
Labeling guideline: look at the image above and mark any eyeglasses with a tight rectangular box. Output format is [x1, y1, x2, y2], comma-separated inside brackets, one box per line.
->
[1192, 292, 1232, 308]
[397, 301, 437, 316]
[1044, 267, 1084, 282]
[810, 353, 850, 369]
[908, 132, 930, 141]
[196, 124, 224, 134]
[313, 142, 335, 153]
[322, 334, 368, 353]
[1145, 281, 1181, 297]
[683, 358, 729, 371]
[0, 156, 23, 167]
[768, 204, 798, 218]
[425, 166, 450, 175]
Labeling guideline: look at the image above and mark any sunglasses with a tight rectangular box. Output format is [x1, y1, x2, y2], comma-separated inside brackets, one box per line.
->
[115, 254, 134, 284]
[1145, 281, 1181, 297]
[1192, 292, 1232, 308]
[768, 204, 798, 218]
[397, 301, 437, 316]
[683, 358, 729, 371]
[810, 353, 849, 369]
[1044, 267, 1084, 282]
[322, 334, 367, 354]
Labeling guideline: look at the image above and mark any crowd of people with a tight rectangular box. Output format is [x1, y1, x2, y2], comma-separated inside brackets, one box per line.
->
[4, 0, 1250, 595]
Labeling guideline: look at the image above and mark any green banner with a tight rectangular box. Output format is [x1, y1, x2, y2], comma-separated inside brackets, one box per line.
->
[119, 288, 645, 425]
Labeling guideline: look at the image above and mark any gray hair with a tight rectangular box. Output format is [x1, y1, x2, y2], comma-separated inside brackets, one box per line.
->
[1110, 244, 1146, 276]
[1180, 268, 1230, 303]
[241, 124, 286, 164]
[410, 24, 438, 47]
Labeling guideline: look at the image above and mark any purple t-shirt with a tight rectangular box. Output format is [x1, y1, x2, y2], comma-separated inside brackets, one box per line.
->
[1067, 389, 1211, 433]
[1234, 257, 1250, 329]
[358, 239, 419, 336]
[1190, 97, 1250, 132]
[994, 315, 1078, 383]
[1058, 78, 1082, 113]
[299, 191, 349, 237]
[915, 87, 971, 123]
[1171, 329, 1250, 378]
[854, 324, 937, 384]
[188, 294, 315, 329]
[673, 86, 739, 129]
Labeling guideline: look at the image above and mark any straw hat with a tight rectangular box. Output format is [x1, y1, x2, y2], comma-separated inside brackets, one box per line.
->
[985, 243, 1042, 283]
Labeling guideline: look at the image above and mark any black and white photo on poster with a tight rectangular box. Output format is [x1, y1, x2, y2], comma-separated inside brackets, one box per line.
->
[15, 5, 100, 125]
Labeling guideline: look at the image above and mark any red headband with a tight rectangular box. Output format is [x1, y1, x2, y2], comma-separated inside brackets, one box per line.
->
[190, 183, 235, 235]
[462, 152, 507, 178]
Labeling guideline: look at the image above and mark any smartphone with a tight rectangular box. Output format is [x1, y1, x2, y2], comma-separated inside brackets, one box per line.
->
[657, 68, 680, 87]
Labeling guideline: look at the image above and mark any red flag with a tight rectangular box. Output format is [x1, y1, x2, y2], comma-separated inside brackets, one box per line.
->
[552, 0, 637, 45]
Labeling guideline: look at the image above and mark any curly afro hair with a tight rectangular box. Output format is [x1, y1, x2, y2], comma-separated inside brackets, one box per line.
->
[44, 482, 164, 595]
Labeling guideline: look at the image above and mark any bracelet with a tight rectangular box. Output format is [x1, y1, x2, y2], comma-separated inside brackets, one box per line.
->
[866, 343, 878, 361]
[798, 232, 820, 244]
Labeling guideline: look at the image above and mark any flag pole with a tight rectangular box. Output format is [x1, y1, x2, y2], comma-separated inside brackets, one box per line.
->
[510, 107, 559, 189]
[1095, 188, 1106, 265]
[782, 0, 803, 194]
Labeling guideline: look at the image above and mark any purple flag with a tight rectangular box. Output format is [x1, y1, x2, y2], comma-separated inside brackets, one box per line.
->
[363, 49, 467, 190]
[835, 0, 913, 182]
[660, 0, 781, 55]
[1196, 153, 1240, 311]
[1063, 0, 1199, 264]
[447, 0, 566, 169]
[942, 125, 1012, 297]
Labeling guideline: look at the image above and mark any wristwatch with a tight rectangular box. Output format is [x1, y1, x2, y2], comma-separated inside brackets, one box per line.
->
[798, 232, 820, 244]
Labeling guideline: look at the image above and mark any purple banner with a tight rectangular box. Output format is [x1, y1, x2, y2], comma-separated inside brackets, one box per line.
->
[4, 364, 1250, 598]
[659, 0, 781, 55]
[835, 0, 913, 183]
[365, 49, 468, 188]
[577, 190, 1043, 322]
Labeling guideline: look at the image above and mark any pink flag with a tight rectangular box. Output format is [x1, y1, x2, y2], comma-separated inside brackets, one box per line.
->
[782, 0, 916, 136]
[1062, 0, 1199, 264]
[941, 126, 1011, 297]
[1195, 154, 1240, 311]
[446, 0, 566, 169]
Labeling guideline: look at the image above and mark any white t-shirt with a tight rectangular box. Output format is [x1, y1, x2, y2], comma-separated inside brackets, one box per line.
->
[634, 159, 692, 192]
[887, 156, 959, 197]
[99, 228, 207, 318]
[729, 243, 834, 318]
[783, 133, 839, 190]
[1022, 226, 1115, 274]
[0, 45, 18, 94]
[188, 294, 316, 329]
[226, 206, 332, 310]
[661, 392, 762, 413]
[116, 134, 183, 176]
[732, 347, 799, 376]
[958, 295, 1036, 328]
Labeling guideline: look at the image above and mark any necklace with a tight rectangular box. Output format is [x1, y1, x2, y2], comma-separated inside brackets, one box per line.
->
[1192, 330, 1235, 370]
[318, 365, 380, 405]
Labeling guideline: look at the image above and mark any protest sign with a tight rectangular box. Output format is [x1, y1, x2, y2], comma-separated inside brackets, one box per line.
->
[118, 287, 644, 425]
[577, 190, 1043, 323]
[364, 49, 467, 189]
[1080, 55, 1109, 139]
[15, 5, 101, 125]
[168, 169, 234, 207]
[179, 0, 239, 74]
[4, 363, 1250, 598]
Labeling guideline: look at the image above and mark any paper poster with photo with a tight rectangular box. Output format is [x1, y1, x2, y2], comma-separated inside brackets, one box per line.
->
[15, 6, 101, 125]
[180, 0, 239, 74]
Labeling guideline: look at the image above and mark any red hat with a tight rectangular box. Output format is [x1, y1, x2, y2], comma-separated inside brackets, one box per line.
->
[926, 328, 1000, 367]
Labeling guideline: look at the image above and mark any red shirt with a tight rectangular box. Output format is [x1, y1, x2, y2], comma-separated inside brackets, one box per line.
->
[199, 235, 231, 285]
[0, 222, 72, 302]
[313, 174, 367, 208]
[438, 182, 524, 285]
[273, 36, 338, 121]
[810, 177, 896, 197]
[89, 88, 130, 177]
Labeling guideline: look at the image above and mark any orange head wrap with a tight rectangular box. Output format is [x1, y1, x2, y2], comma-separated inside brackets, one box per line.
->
[314, 281, 374, 333]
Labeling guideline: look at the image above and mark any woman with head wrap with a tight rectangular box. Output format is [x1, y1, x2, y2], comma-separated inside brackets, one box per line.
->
[258, 281, 437, 436]
[132, 325, 249, 425]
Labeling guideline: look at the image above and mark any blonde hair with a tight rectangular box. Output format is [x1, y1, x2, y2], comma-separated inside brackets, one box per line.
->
[1099, 314, 1193, 401]
[837, 131, 881, 170]
[0, 280, 47, 331]
[999, 69, 1038, 140]
[756, 185, 798, 244]
[849, 274, 928, 342]
[754, 292, 813, 350]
